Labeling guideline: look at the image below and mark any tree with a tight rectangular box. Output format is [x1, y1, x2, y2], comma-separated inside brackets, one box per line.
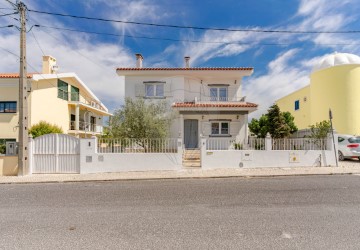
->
[108, 98, 175, 152]
[248, 114, 269, 138]
[248, 104, 298, 138]
[309, 120, 331, 139]
[29, 121, 63, 138]
[109, 98, 174, 139]
[267, 104, 291, 138]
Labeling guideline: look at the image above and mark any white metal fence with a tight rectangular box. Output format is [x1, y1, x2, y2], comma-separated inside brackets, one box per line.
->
[31, 134, 80, 174]
[272, 138, 327, 150]
[206, 138, 265, 150]
[97, 138, 178, 153]
[206, 137, 327, 151]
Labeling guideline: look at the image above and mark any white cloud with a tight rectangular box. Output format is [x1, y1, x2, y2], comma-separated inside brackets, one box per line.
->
[244, 49, 310, 118]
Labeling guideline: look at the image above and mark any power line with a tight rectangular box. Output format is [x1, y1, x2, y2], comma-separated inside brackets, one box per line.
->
[0, 24, 14, 28]
[0, 11, 17, 16]
[34, 24, 360, 47]
[28, 8, 360, 34]
[30, 29, 45, 55]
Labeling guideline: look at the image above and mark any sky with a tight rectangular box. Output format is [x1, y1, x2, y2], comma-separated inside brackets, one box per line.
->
[1, 0, 360, 119]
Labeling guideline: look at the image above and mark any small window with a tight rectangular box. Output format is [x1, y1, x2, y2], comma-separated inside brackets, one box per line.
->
[294, 100, 300, 111]
[211, 122, 229, 135]
[0, 102, 17, 113]
[58, 80, 69, 100]
[145, 82, 165, 98]
[210, 87, 228, 101]
[338, 137, 345, 143]
[70, 86, 79, 101]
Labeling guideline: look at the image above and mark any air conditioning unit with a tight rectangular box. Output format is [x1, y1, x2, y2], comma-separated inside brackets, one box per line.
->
[6, 141, 18, 156]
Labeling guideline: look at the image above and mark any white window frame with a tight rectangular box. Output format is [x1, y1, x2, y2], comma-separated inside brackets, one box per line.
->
[144, 81, 165, 98]
[211, 121, 230, 136]
[209, 86, 228, 101]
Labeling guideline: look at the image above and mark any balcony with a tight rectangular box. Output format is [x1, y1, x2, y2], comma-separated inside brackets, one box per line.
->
[58, 89, 111, 116]
[69, 121, 103, 134]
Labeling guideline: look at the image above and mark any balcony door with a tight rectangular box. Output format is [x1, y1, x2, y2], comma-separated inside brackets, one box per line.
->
[184, 119, 198, 149]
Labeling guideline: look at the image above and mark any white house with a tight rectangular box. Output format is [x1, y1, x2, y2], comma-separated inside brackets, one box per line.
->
[116, 54, 258, 149]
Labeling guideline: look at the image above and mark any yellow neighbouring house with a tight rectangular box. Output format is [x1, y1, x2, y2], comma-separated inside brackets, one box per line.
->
[276, 52, 360, 136]
[0, 56, 112, 175]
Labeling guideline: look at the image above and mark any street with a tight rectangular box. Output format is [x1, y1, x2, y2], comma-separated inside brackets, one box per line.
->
[1, 175, 360, 250]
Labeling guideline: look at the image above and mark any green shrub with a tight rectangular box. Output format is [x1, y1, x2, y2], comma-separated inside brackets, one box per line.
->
[29, 121, 63, 138]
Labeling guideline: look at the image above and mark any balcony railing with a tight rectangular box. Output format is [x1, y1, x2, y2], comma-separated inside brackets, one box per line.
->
[58, 89, 106, 112]
[194, 96, 246, 103]
[69, 121, 103, 133]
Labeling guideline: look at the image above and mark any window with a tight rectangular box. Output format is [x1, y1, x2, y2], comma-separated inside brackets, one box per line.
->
[0, 102, 17, 113]
[70, 86, 79, 101]
[210, 87, 228, 101]
[294, 100, 300, 111]
[145, 82, 165, 98]
[58, 79, 68, 100]
[211, 122, 229, 136]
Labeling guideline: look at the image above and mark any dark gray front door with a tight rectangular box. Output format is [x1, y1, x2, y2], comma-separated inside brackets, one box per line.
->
[184, 119, 198, 149]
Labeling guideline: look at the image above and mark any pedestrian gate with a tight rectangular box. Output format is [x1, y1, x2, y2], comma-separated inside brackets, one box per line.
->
[31, 134, 80, 174]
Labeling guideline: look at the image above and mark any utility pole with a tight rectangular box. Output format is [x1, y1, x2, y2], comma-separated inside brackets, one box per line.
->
[17, 1, 29, 176]
[329, 108, 338, 167]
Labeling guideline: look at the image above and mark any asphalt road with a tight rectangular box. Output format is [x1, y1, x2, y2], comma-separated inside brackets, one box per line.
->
[1, 175, 360, 250]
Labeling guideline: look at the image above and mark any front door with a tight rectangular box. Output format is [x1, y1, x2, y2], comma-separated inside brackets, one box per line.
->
[184, 119, 198, 149]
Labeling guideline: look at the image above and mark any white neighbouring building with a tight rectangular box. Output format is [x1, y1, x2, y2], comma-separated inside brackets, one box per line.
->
[116, 54, 258, 149]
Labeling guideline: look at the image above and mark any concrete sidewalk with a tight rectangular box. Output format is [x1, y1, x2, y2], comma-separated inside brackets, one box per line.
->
[1, 165, 360, 184]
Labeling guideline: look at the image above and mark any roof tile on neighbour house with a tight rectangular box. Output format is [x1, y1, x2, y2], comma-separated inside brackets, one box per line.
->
[172, 102, 258, 108]
[0, 73, 34, 78]
[116, 67, 254, 71]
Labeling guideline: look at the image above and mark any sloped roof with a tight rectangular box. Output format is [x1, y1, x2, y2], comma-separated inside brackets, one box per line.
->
[0, 73, 34, 78]
[172, 102, 258, 108]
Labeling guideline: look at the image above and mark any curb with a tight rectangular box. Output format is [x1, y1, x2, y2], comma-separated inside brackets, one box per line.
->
[1, 169, 359, 185]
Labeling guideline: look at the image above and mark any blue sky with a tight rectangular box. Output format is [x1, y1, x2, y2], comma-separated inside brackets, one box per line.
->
[1, 0, 360, 118]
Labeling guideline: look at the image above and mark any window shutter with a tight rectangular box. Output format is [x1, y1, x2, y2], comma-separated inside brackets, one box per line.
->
[230, 121, 241, 136]
[135, 84, 145, 97]
[202, 122, 211, 136]
[164, 83, 172, 97]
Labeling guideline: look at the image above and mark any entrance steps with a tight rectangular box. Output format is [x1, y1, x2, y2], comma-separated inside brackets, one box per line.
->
[183, 149, 201, 168]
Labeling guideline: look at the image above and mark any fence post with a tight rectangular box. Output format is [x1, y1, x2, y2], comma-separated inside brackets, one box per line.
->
[177, 138, 183, 155]
[265, 133, 272, 151]
[200, 137, 207, 168]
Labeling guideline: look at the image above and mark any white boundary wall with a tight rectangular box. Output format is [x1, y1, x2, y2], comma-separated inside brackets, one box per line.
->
[200, 134, 338, 169]
[80, 137, 183, 174]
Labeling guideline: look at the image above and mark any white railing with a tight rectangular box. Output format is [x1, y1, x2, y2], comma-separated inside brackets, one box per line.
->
[97, 138, 178, 153]
[194, 96, 246, 103]
[206, 137, 265, 150]
[272, 138, 327, 150]
[69, 121, 103, 133]
[205, 137, 327, 151]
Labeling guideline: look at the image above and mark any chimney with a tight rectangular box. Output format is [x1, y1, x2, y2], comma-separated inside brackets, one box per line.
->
[135, 53, 143, 68]
[42, 55, 58, 74]
[184, 56, 190, 68]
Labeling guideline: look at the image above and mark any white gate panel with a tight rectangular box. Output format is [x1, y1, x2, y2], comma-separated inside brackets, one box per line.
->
[32, 134, 80, 174]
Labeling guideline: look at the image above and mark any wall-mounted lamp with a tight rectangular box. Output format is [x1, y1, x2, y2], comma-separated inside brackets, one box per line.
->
[202, 115, 205, 120]
[236, 115, 239, 119]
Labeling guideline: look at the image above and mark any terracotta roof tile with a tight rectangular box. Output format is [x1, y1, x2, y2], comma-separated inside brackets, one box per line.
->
[0, 73, 34, 78]
[117, 67, 253, 71]
[172, 102, 258, 108]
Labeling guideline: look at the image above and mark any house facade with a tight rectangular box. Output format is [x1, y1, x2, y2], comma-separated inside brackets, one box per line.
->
[0, 55, 111, 147]
[117, 54, 258, 149]
[276, 52, 360, 135]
